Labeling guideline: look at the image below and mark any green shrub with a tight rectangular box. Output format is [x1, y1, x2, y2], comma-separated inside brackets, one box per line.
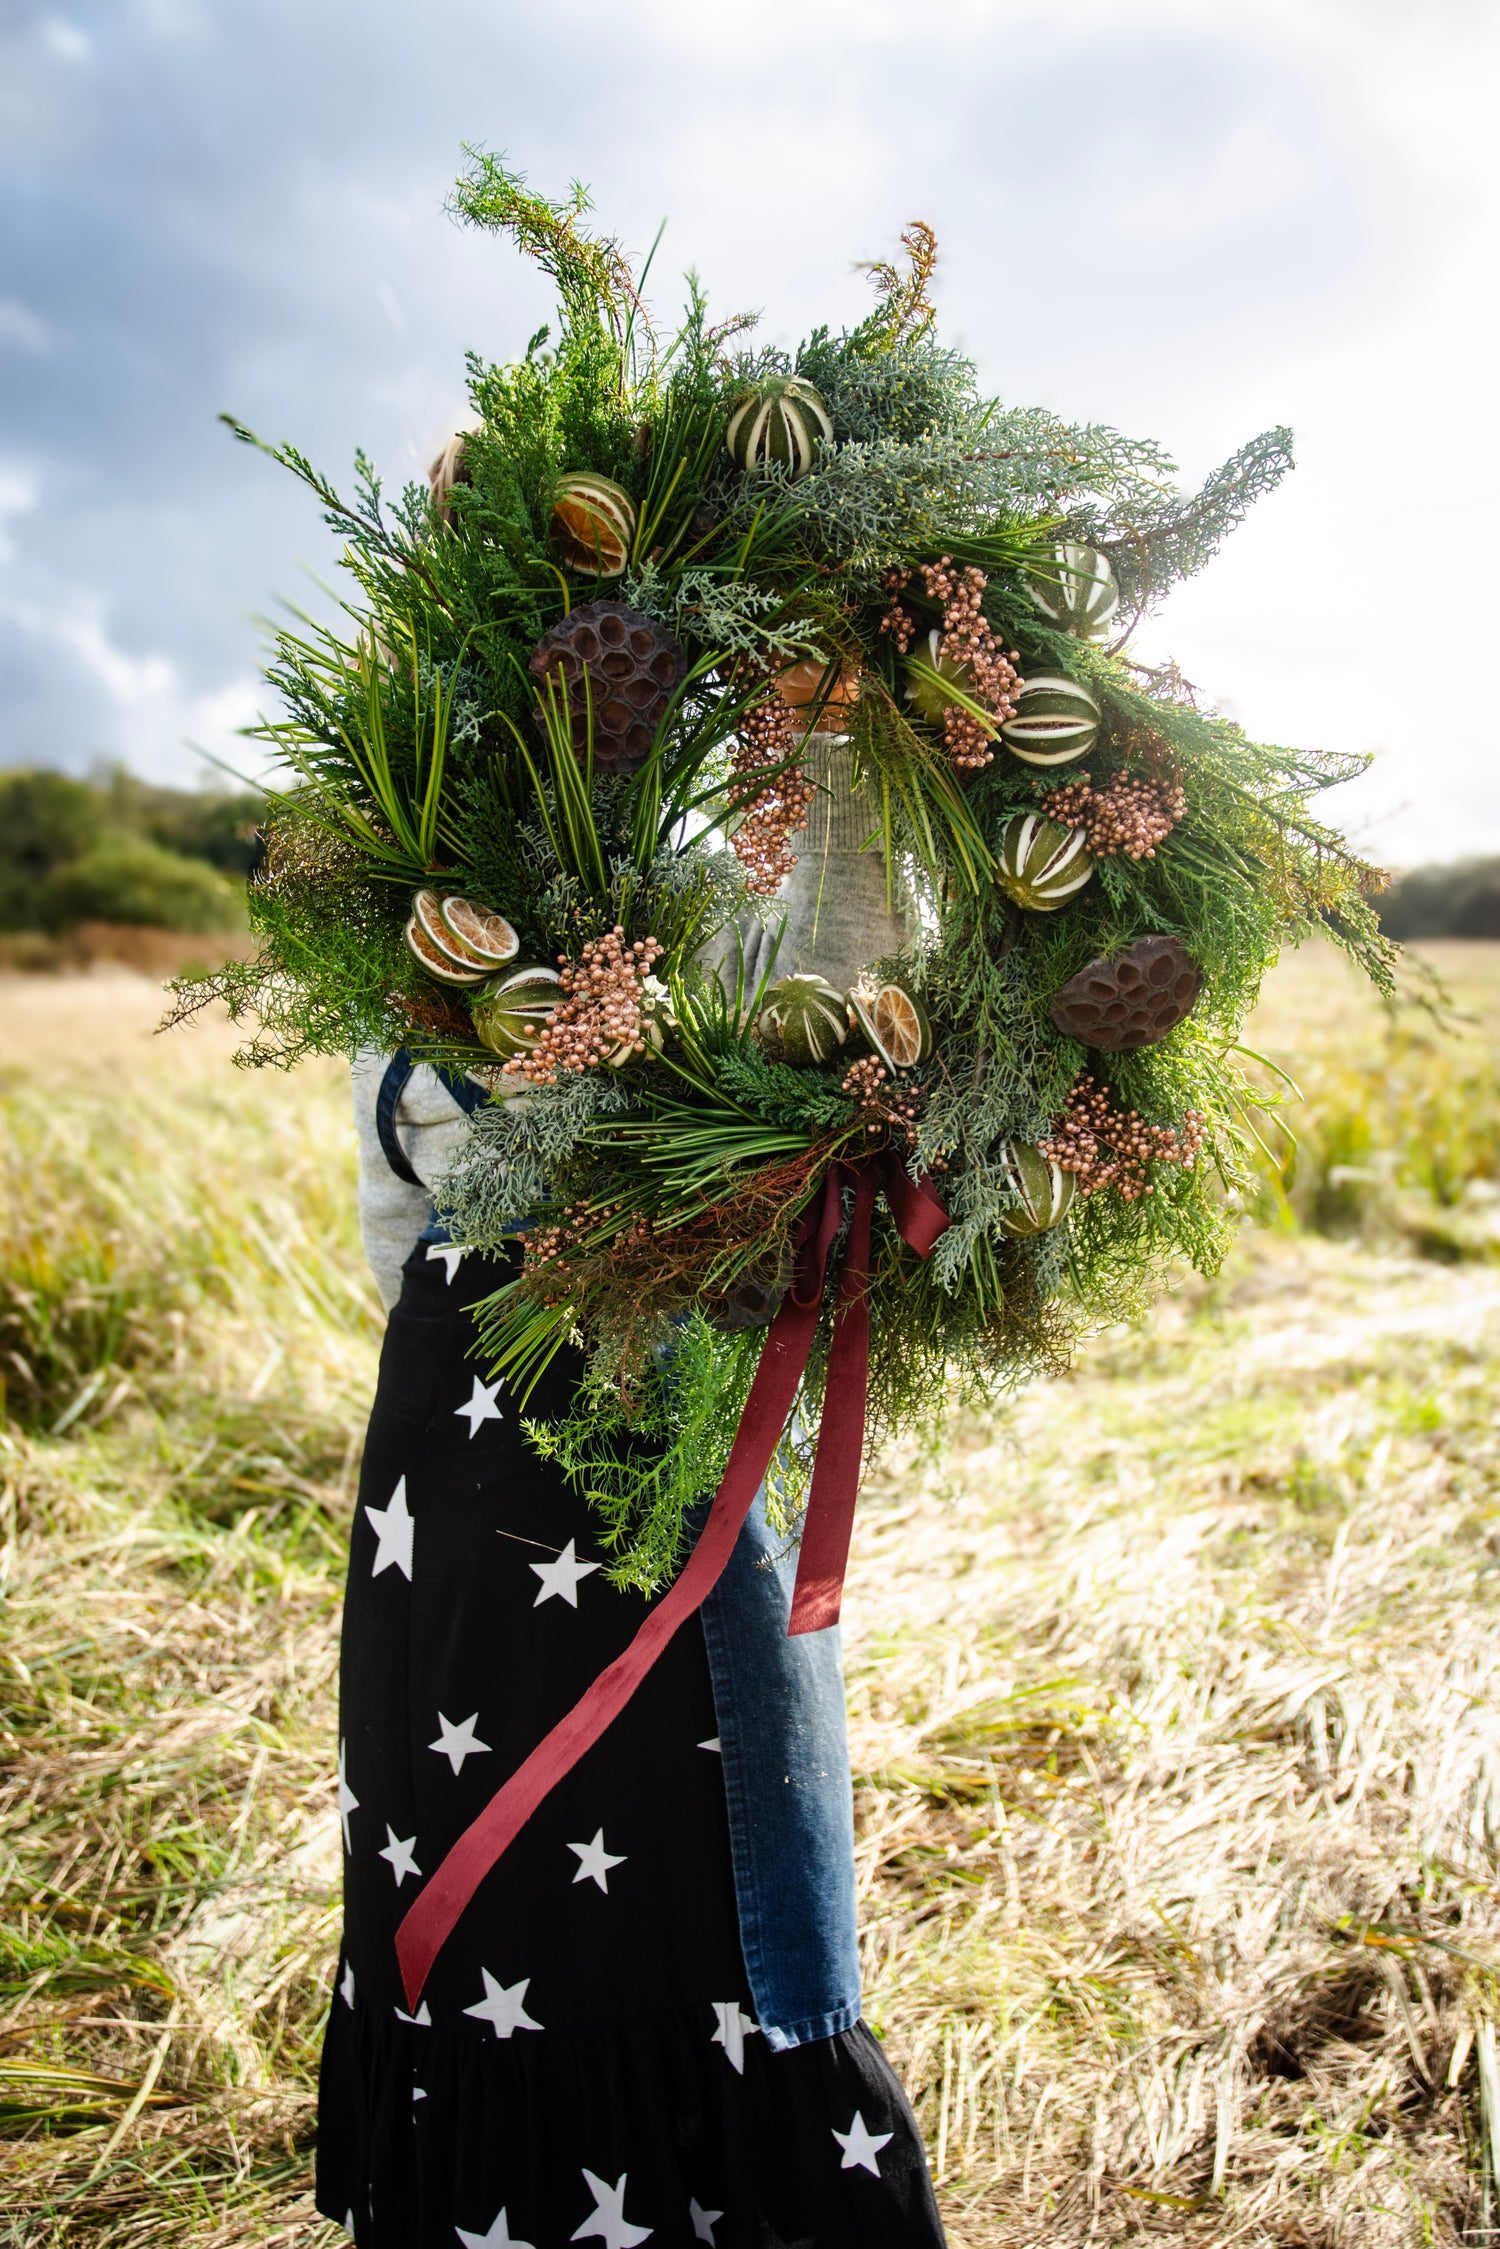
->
[1379, 858, 1500, 939]
[0, 772, 104, 929]
[103, 772, 266, 877]
[38, 835, 245, 933]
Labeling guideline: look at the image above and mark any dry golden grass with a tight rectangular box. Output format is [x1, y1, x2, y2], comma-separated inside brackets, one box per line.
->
[3, 950, 1500, 2245]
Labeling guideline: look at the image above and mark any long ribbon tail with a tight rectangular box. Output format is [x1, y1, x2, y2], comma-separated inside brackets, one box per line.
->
[393, 1172, 841, 2011]
[787, 1158, 950, 1638]
[785, 1166, 876, 1637]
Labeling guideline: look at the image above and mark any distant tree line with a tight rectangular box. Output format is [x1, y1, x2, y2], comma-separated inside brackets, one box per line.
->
[0, 770, 264, 935]
[1377, 860, 1500, 940]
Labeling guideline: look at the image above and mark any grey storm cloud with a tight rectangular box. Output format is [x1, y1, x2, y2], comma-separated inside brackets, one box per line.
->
[0, 0, 1382, 785]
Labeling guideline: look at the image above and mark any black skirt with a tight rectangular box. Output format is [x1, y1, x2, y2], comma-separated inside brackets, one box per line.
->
[316, 1240, 946, 2247]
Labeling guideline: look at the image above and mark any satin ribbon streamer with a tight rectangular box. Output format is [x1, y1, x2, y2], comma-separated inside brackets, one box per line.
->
[395, 1152, 948, 2008]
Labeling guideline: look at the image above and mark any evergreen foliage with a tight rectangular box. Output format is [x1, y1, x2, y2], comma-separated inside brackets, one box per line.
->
[175, 158, 1392, 1585]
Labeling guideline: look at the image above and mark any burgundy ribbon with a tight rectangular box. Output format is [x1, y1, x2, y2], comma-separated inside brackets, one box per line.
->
[395, 1152, 948, 2009]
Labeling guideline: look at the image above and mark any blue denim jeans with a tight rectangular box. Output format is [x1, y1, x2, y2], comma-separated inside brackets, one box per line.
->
[699, 1483, 862, 2050]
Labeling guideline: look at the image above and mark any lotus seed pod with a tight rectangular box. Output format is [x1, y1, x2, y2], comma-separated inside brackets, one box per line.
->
[725, 375, 833, 479]
[549, 471, 637, 578]
[999, 674, 1101, 767]
[996, 1141, 1076, 1236]
[1028, 544, 1119, 640]
[994, 815, 1095, 912]
[1049, 933, 1201, 1052]
[758, 973, 849, 1067]
[469, 964, 564, 1059]
[708, 1243, 795, 1332]
[528, 600, 686, 775]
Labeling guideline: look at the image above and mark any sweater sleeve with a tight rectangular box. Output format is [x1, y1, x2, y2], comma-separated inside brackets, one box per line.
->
[351, 1049, 494, 1312]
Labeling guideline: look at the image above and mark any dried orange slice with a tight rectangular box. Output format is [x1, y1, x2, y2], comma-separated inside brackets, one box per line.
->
[850, 981, 932, 1070]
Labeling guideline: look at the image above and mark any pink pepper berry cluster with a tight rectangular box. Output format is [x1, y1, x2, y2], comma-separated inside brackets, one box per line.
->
[1038, 1073, 1206, 1202]
[505, 926, 664, 1085]
[839, 1054, 925, 1145]
[726, 691, 816, 897]
[882, 560, 1023, 771]
[1039, 771, 1186, 862]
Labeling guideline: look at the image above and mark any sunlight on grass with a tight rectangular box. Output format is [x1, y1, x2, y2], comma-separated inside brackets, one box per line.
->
[3, 951, 1500, 2245]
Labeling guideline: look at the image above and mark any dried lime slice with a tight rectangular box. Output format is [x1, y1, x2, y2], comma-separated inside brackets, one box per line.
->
[850, 981, 932, 1070]
[411, 888, 483, 969]
[438, 895, 520, 968]
[405, 915, 486, 987]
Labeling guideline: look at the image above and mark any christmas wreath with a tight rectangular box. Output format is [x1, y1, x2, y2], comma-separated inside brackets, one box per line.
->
[183, 153, 1392, 1605]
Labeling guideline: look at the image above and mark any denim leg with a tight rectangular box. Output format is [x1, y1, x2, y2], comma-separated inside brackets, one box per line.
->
[699, 1486, 862, 2052]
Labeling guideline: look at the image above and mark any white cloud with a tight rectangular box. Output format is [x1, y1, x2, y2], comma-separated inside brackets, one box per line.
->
[0, 587, 263, 783]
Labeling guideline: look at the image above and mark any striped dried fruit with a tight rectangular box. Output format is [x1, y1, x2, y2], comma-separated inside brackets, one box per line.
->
[469, 964, 564, 1059]
[528, 601, 686, 775]
[726, 376, 833, 479]
[999, 674, 1101, 766]
[549, 471, 636, 577]
[995, 815, 1094, 912]
[758, 974, 849, 1067]
[903, 630, 993, 731]
[1028, 543, 1119, 639]
[996, 1140, 1076, 1236]
[1049, 934, 1201, 1052]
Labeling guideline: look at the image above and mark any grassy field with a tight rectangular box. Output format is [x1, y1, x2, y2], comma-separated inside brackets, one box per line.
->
[4, 944, 1500, 2246]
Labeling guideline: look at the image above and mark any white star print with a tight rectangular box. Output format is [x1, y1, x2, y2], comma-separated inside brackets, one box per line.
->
[413, 2084, 426, 2101]
[343, 2211, 355, 2239]
[710, 1999, 759, 2074]
[463, 1969, 541, 2040]
[688, 2199, 721, 2243]
[570, 2170, 651, 2247]
[378, 1826, 421, 1886]
[832, 2109, 893, 2175]
[529, 1537, 600, 1608]
[337, 1740, 359, 1851]
[454, 1373, 503, 1439]
[567, 1829, 626, 1893]
[339, 1960, 355, 2009]
[394, 2000, 432, 2026]
[364, 1475, 414, 1580]
[697, 1737, 720, 1753]
[455, 2205, 533, 2248]
[426, 1240, 468, 1284]
[429, 1711, 491, 1774]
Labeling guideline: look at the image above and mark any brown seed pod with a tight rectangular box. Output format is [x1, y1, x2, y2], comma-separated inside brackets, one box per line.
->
[528, 600, 686, 775]
[1048, 933, 1201, 1052]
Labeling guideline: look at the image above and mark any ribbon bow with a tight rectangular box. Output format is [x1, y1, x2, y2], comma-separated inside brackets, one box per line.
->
[395, 1151, 948, 2008]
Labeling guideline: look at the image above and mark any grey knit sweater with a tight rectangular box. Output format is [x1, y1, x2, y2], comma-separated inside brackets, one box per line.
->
[354, 735, 907, 1307]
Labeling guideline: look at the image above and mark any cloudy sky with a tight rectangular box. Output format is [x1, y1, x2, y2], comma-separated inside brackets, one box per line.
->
[2, 0, 1495, 867]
